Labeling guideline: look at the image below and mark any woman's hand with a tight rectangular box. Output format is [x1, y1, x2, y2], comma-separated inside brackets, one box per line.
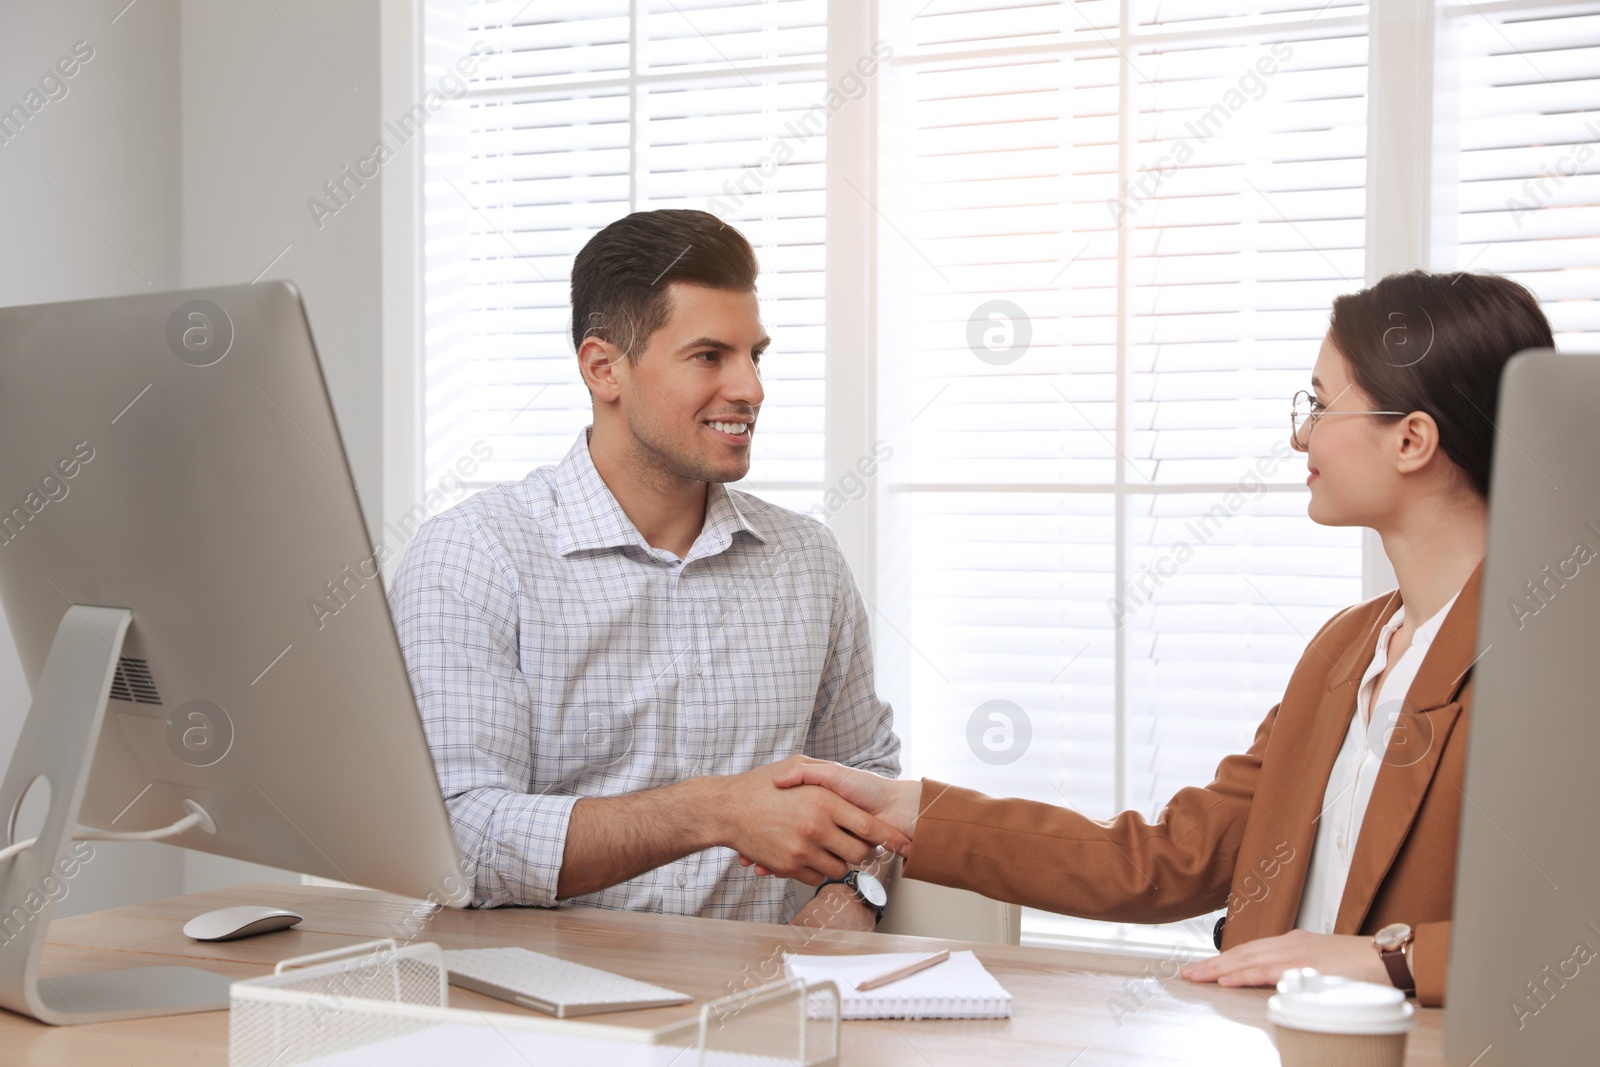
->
[1181, 930, 1390, 988]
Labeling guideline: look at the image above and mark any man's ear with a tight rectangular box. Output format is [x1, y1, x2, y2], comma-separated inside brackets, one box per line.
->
[1393, 410, 1442, 475]
[578, 337, 627, 402]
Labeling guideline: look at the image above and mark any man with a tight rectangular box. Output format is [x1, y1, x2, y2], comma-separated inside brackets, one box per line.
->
[390, 209, 903, 930]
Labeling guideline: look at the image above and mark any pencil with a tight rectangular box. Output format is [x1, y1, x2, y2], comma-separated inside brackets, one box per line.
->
[855, 949, 951, 992]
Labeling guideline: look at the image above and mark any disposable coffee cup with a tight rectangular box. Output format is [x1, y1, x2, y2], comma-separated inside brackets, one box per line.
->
[1267, 968, 1415, 1067]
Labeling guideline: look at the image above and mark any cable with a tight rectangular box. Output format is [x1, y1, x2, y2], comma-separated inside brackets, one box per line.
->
[76, 799, 216, 841]
[0, 799, 216, 862]
[0, 837, 34, 864]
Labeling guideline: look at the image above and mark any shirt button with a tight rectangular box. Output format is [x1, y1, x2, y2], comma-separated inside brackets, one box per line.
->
[676, 872, 688, 888]
[695, 662, 705, 676]
[1324, 920, 1333, 933]
[1335, 832, 1346, 850]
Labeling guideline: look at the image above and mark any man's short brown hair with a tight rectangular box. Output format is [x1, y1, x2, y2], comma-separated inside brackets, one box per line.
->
[570, 209, 759, 362]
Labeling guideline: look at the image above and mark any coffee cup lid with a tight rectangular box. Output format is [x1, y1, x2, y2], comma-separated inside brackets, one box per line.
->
[1266, 968, 1416, 1035]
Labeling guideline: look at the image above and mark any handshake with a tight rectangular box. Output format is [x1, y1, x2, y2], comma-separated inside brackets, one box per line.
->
[722, 756, 925, 885]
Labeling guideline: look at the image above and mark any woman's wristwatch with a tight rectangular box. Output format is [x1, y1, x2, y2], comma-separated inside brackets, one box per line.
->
[1373, 923, 1416, 993]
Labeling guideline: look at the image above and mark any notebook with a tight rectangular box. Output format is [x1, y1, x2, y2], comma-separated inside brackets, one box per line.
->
[782, 950, 1013, 1020]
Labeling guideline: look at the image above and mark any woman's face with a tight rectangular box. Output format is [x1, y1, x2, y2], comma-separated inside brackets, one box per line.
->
[1301, 333, 1401, 528]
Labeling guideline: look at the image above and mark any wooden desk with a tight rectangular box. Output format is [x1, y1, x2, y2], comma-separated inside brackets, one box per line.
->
[4, 882, 1448, 1065]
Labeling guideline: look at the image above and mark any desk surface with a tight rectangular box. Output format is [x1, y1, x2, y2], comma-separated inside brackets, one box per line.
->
[6, 882, 1448, 1065]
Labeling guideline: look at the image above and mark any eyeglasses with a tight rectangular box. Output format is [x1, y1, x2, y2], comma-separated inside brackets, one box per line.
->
[1290, 390, 1405, 453]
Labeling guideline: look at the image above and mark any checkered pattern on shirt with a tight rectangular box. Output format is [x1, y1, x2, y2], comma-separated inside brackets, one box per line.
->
[388, 431, 901, 923]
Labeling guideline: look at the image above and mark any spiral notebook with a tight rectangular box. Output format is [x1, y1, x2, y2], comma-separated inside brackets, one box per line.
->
[782, 950, 1013, 1020]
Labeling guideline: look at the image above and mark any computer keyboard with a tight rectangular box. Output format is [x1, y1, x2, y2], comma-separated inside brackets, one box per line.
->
[441, 947, 693, 1019]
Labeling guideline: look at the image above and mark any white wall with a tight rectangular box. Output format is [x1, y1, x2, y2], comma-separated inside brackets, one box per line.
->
[0, 0, 390, 910]
[177, 0, 384, 894]
[0, 0, 186, 917]
[180, 0, 385, 533]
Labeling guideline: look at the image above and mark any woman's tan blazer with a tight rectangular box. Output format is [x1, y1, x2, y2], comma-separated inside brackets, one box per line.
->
[902, 565, 1484, 1007]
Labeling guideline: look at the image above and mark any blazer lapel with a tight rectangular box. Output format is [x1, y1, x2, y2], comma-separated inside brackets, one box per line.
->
[1241, 685, 1362, 941]
[1334, 563, 1484, 933]
[1322, 593, 1399, 697]
[1228, 592, 1399, 944]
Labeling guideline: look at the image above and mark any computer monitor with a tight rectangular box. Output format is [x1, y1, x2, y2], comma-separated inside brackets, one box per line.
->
[0, 282, 468, 1023]
[1447, 349, 1600, 1063]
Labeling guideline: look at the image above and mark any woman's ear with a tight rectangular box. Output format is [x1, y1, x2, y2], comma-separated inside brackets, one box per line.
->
[578, 337, 627, 402]
[1393, 410, 1442, 476]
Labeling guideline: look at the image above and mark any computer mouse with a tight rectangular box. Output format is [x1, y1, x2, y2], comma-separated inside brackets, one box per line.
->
[182, 905, 304, 942]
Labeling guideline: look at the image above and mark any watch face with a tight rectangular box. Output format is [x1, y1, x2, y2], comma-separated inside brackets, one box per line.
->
[1374, 923, 1413, 951]
[853, 871, 888, 909]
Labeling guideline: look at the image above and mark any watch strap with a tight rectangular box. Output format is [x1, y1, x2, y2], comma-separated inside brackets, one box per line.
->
[1378, 940, 1415, 992]
[815, 872, 885, 923]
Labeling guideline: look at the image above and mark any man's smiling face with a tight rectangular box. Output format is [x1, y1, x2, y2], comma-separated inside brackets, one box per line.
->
[612, 282, 768, 485]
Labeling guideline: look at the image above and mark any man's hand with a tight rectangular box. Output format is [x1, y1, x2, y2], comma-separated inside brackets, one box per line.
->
[765, 758, 922, 839]
[737, 758, 921, 877]
[554, 755, 909, 900]
[1180, 931, 1389, 988]
[708, 756, 911, 886]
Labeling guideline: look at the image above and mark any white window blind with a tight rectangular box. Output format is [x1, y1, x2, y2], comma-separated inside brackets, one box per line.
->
[413, 1, 1600, 955]
[1445, 1, 1600, 348]
[874, 0, 1368, 948]
[423, 0, 832, 514]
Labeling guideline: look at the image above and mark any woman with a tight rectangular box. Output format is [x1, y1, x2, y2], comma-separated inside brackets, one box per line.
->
[761, 270, 1554, 1007]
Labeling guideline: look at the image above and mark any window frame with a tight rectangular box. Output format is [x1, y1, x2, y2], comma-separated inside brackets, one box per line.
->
[383, 0, 1591, 950]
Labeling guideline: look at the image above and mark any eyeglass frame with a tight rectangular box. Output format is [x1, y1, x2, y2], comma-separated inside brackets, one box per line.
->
[1290, 389, 1406, 452]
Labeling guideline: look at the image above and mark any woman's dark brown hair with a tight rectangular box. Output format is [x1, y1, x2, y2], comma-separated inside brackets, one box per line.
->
[1327, 270, 1554, 498]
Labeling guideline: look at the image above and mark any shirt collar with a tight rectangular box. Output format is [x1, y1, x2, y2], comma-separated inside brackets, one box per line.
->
[549, 430, 766, 559]
[694, 475, 767, 559]
[1362, 586, 1464, 687]
[1383, 588, 1463, 649]
[1409, 588, 1462, 650]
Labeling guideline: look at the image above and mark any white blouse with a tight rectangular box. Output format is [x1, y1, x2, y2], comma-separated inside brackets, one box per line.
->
[1293, 588, 1463, 935]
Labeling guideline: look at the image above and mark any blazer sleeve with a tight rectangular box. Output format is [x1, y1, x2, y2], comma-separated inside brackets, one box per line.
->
[901, 704, 1279, 923]
[1413, 920, 1450, 1007]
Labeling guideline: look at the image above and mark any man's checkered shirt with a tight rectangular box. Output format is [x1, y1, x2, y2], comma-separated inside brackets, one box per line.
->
[388, 431, 901, 922]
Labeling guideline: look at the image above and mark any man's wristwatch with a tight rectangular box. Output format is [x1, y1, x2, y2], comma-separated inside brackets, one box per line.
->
[816, 870, 888, 924]
[1373, 923, 1416, 993]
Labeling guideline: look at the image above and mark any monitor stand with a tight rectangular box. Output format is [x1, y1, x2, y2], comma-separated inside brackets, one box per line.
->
[0, 606, 232, 1024]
